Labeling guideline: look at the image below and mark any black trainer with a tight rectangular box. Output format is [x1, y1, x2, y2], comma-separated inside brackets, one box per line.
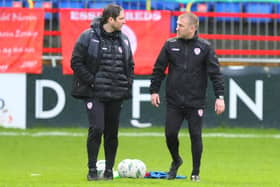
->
[87, 168, 98, 181]
[103, 169, 113, 180]
[167, 157, 183, 180]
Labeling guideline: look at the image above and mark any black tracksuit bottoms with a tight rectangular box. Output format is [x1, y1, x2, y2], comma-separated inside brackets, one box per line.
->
[165, 105, 203, 175]
[84, 98, 122, 170]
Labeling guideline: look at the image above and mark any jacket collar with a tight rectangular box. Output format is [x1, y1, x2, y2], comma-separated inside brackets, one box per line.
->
[90, 16, 121, 39]
[178, 30, 198, 42]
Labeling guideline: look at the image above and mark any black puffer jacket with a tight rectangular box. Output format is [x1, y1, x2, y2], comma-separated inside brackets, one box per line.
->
[71, 17, 134, 101]
[150, 34, 224, 108]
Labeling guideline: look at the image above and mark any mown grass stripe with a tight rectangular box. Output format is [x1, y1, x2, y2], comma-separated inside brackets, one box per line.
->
[0, 132, 280, 138]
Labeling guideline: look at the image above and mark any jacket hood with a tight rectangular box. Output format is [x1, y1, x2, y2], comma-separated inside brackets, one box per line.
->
[90, 16, 103, 36]
[90, 16, 102, 28]
[90, 16, 121, 39]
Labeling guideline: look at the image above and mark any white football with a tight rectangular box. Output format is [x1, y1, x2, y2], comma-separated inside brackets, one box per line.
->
[96, 160, 106, 178]
[129, 159, 147, 178]
[117, 159, 147, 178]
[117, 159, 133, 178]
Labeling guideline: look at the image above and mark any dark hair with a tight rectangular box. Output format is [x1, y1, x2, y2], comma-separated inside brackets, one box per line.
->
[101, 4, 123, 24]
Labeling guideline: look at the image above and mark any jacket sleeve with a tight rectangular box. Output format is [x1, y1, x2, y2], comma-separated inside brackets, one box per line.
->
[71, 30, 95, 85]
[128, 49, 134, 86]
[150, 41, 169, 94]
[126, 37, 134, 86]
[206, 45, 225, 98]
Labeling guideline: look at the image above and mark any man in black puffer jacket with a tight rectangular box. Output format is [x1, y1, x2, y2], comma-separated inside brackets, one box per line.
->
[150, 12, 225, 182]
[71, 4, 134, 181]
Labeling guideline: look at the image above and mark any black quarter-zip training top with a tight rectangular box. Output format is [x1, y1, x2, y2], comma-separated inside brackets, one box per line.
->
[150, 33, 224, 108]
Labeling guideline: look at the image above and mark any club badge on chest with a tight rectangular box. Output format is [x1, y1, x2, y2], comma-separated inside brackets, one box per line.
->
[194, 48, 201, 55]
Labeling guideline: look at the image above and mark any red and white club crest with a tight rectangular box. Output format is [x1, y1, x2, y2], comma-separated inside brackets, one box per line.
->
[87, 102, 93, 110]
[197, 109, 204, 117]
[194, 48, 201, 55]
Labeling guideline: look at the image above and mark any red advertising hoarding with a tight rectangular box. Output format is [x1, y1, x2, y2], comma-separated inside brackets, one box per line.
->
[60, 9, 170, 75]
[0, 8, 44, 74]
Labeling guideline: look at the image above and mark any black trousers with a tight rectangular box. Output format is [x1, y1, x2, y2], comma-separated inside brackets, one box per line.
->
[165, 105, 203, 175]
[84, 98, 122, 170]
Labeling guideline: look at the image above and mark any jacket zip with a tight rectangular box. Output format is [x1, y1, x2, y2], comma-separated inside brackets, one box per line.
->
[183, 43, 189, 106]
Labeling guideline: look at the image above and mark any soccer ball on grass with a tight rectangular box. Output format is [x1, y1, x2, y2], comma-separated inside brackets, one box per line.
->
[96, 160, 106, 178]
[117, 159, 146, 178]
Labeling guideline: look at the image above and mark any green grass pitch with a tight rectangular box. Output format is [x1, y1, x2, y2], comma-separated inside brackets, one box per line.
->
[0, 127, 280, 187]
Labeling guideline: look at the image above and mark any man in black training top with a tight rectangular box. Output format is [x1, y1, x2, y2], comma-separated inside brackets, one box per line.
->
[150, 12, 225, 182]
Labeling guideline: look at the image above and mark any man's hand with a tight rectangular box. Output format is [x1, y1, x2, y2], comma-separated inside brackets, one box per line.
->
[215, 98, 225, 115]
[151, 93, 160, 107]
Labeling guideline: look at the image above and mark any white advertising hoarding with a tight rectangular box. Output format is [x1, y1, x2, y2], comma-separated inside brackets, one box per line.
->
[0, 74, 26, 129]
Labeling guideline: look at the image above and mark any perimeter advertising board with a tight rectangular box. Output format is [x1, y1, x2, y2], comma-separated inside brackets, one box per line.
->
[0, 74, 26, 129]
[25, 66, 280, 129]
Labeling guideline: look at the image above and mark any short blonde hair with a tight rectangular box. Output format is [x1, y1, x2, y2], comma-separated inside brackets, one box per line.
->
[179, 12, 199, 29]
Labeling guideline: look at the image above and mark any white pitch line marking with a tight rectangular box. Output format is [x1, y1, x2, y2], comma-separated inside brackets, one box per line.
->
[0, 132, 280, 138]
